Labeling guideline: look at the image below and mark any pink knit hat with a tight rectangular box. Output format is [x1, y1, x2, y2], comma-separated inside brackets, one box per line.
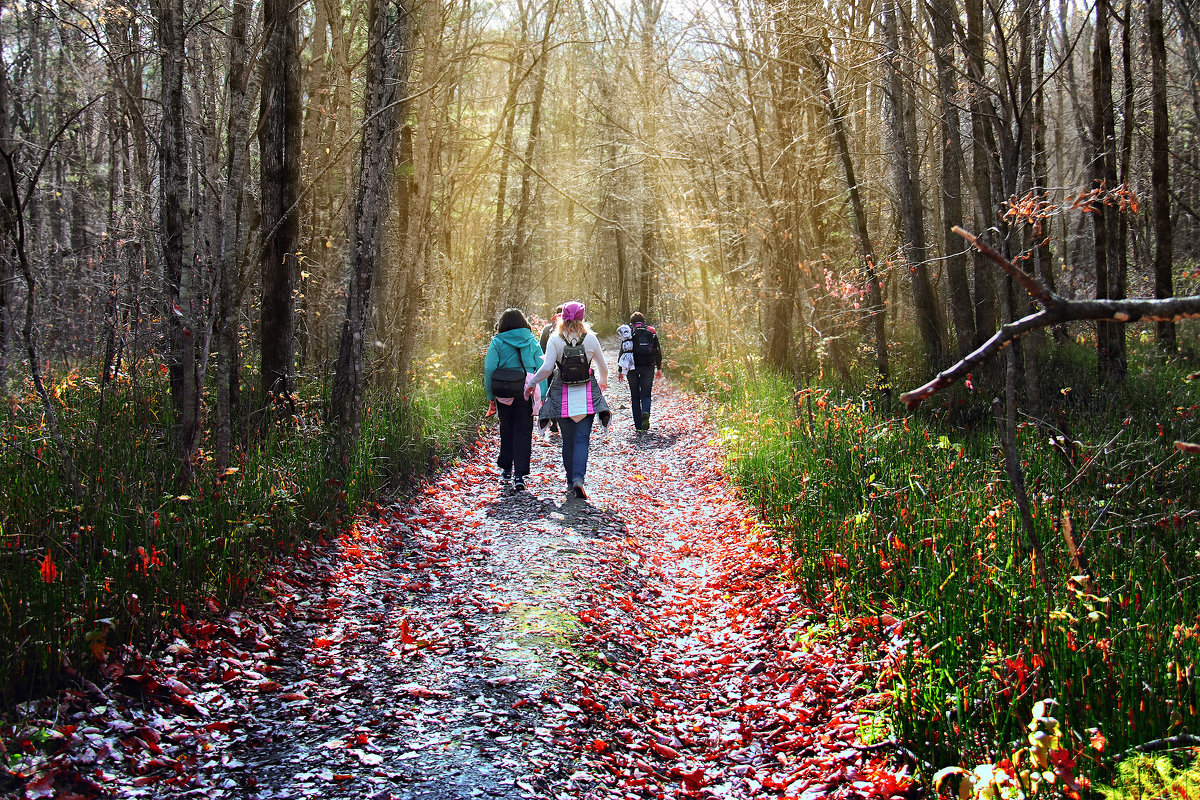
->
[561, 301, 586, 322]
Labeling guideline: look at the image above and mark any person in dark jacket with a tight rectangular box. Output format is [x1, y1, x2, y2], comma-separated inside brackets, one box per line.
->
[484, 308, 549, 491]
[626, 311, 663, 431]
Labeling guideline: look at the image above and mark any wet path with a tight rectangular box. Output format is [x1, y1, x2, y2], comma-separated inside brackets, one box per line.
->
[6, 363, 911, 799]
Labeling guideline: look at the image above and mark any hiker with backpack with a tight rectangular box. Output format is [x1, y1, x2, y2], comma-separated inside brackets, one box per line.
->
[484, 308, 549, 491]
[626, 312, 663, 431]
[524, 301, 610, 500]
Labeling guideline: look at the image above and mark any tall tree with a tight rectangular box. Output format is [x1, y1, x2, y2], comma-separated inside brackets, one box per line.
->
[927, 0, 975, 357]
[152, 0, 201, 481]
[807, 40, 890, 394]
[329, 0, 415, 461]
[259, 0, 303, 403]
[637, 0, 663, 315]
[0, 33, 14, 392]
[215, 0, 255, 469]
[964, 0, 999, 347]
[926, 0, 974, 357]
[1092, 0, 1123, 383]
[881, 0, 945, 372]
[506, 0, 558, 305]
[1150, 0, 1176, 353]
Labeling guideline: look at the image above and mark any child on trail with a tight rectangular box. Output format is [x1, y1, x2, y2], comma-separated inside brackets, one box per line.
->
[616, 324, 635, 382]
[524, 301, 610, 500]
[626, 311, 663, 431]
[484, 308, 549, 492]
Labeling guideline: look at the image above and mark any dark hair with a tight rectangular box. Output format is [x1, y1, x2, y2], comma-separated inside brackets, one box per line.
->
[630, 311, 646, 325]
[497, 308, 532, 333]
[553, 305, 563, 316]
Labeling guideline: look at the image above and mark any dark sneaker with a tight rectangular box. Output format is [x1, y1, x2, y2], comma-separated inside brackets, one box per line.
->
[499, 469, 512, 484]
[513, 476, 526, 491]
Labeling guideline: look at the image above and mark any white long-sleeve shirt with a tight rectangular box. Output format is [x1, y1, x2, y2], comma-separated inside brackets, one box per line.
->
[528, 332, 609, 387]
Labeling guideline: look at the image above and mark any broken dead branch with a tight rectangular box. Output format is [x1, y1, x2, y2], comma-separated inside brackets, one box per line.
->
[900, 227, 1200, 412]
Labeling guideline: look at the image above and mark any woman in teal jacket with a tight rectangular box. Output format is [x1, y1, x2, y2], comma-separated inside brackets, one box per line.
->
[484, 308, 549, 491]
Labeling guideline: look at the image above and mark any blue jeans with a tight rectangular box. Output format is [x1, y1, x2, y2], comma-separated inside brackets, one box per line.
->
[558, 414, 594, 487]
[628, 368, 654, 428]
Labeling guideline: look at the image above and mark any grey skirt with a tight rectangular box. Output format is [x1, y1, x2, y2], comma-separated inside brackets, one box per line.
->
[538, 374, 610, 421]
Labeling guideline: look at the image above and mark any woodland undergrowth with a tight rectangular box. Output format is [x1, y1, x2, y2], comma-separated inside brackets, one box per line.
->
[0, 358, 484, 705]
[677, 330, 1200, 789]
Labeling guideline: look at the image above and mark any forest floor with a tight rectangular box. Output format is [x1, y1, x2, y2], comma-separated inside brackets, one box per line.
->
[2, 359, 915, 800]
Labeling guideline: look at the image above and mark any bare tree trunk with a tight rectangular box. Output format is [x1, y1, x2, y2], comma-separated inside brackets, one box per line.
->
[329, 0, 415, 466]
[882, 0, 945, 372]
[807, 43, 890, 394]
[216, 0, 254, 469]
[259, 0, 303, 403]
[637, 0, 663, 315]
[0, 44, 13, 392]
[153, 0, 201, 484]
[965, 0, 999, 348]
[507, 0, 558, 305]
[1150, 0, 1176, 354]
[1092, 0, 1122, 384]
[485, 51, 523, 318]
[928, 0, 976, 358]
[1110, 0, 1133, 376]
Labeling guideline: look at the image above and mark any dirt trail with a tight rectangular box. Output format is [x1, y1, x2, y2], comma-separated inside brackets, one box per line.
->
[4, 356, 912, 800]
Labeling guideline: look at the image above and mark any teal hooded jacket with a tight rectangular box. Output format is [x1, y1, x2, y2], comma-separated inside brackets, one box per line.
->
[483, 328, 550, 402]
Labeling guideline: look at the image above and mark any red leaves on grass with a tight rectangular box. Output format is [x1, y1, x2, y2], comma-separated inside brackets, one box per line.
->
[39, 550, 58, 582]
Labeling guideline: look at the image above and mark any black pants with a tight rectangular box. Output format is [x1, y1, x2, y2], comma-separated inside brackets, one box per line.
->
[628, 367, 654, 428]
[496, 396, 534, 477]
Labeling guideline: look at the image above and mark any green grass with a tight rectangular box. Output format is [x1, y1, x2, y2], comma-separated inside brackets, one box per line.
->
[0, 362, 484, 704]
[677, 334, 1200, 782]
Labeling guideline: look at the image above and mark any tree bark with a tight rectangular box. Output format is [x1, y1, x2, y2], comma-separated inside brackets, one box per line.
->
[1150, 0, 1176, 353]
[507, 0, 558, 306]
[1092, 0, 1122, 384]
[259, 0, 303, 403]
[153, 0, 200, 483]
[928, 0, 976, 358]
[637, 0, 663, 315]
[0, 41, 13, 392]
[882, 0, 945, 372]
[807, 42, 890, 394]
[216, 0, 254, 469]
[485, 50, 523, 319]
[329, 0, 415, 465]
[965, 0, 999, 347]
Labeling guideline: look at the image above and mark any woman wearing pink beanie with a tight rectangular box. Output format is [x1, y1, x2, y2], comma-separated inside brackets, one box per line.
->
[524, 301, 610, 499]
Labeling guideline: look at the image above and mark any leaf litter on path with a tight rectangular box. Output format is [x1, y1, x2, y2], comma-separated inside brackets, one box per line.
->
[2, 363, 914, 799]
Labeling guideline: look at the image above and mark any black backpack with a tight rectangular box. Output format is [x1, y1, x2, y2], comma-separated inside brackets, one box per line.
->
[557, 337, 591, 385]
[631, 326, 655, 367]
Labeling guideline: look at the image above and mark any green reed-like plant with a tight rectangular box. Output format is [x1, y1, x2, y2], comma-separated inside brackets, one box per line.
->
[0, 363, 484, 704]
[678, 338, 1200, 784]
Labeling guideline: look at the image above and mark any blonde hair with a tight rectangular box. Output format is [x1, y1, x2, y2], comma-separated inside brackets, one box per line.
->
[557, 318, 591, 344]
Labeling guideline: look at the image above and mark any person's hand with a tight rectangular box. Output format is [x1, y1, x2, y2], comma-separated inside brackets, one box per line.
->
[618, 373, 625, 383]
[485, 400, 497, 417]
[599, 381, 608, 392]
[655, 369, 663, 379]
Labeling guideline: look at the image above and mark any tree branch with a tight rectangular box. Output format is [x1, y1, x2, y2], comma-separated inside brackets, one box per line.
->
[901, 228, 1200, 410]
